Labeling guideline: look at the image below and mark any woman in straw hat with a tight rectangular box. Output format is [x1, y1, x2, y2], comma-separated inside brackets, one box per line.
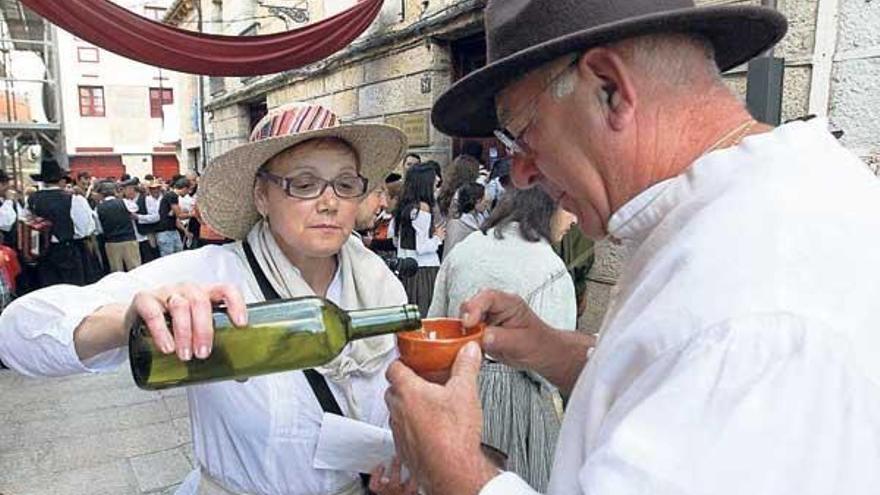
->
[0, 103, 417, 495]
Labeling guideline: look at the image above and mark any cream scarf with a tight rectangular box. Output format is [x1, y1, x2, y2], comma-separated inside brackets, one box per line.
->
[230, 220, 406, 418]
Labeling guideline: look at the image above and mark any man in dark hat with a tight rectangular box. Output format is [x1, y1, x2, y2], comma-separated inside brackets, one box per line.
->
[27, 157, 95, 286]
[386, 1, 880, 494]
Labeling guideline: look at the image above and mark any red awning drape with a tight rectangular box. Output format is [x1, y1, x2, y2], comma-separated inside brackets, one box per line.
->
[19, 0, 383, 76]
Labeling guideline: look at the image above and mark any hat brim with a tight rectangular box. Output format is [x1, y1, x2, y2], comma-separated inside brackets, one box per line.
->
[432, 6, 787, 137]
[29, 173, 64, 183]
[200, 124, 407, 240]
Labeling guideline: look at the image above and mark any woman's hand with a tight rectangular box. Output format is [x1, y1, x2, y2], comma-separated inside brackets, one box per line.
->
[368, 457, 419, 495]
[123, 283, 247, 361]
[435, 225, 447, 241]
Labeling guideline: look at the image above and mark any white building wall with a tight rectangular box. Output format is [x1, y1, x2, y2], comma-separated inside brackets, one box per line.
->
[56, 1, 180, 158]
[827, 0, 880, 162]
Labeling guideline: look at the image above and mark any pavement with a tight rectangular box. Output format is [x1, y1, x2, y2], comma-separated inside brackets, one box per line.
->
[0, 364, 193, 495]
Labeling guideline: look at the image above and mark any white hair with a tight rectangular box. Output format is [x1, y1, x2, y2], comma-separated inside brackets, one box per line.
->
[548, 33, 724, 101]
[615, 33, 722, 87]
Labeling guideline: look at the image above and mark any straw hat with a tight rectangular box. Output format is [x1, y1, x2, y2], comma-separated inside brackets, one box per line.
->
[432, 0, 787, 137]
[200, 103, 407, 240]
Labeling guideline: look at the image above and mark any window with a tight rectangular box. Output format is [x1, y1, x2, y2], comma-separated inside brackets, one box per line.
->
[209, 76, 225, 96]
[79, 86, 105, 117]
[143, 6, 166, 21]
[149, 88, 174, 118]
[77, 47, 99, 63]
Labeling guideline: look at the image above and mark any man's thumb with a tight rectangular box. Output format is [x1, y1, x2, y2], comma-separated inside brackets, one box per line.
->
[449, 341, 482, 383]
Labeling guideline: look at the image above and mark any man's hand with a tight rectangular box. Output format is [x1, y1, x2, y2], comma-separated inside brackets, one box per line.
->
[461, 289, 595, 396]
[385, 342, 499, 495]
[368, 457, 419, 495]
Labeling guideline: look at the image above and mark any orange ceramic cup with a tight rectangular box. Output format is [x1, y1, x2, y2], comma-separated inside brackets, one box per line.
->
[396, 318, 485, 383]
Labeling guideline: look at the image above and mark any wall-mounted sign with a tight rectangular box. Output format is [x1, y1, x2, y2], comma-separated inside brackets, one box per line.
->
[385, 112, 430, 147]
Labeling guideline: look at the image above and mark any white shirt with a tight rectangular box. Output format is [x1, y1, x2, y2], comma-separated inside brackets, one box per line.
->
[72, 193, 97, 239]
[393, 209, 441, 267]
[481, 119, 880, 495]
[179, 193, 196, 228]
[140, 194, 162, 226]
[0, 198, 17, 232]
[123, 197, 147, 243]
[0, 244, 395, 495]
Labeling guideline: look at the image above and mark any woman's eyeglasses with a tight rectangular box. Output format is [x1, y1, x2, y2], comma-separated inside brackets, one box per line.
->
[257, 170, 368, 199]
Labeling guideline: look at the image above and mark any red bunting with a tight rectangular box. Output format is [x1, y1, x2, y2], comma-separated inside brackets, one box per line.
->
[19, 0, 383, 76]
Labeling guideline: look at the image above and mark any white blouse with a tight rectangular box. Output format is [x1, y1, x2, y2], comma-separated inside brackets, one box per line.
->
[480, 119, 880, 494]
[0, 243, 402, 495]
[393, 209, 441, 268]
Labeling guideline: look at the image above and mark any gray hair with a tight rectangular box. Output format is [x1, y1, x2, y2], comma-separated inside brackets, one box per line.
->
[549, 33, 723, 101]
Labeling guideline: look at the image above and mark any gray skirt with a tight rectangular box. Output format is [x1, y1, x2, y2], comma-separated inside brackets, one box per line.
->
[401, 266, 439, 317]
[478, 361, 563, 492]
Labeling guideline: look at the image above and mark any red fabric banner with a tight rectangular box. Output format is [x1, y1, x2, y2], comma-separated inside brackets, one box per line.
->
[20, 0, 383, 76]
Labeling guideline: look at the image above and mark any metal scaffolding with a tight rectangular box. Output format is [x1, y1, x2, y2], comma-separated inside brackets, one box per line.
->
[0, 0, 62, 190]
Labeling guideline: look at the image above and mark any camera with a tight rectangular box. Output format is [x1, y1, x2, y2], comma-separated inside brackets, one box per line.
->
[382, 254, 418, 279]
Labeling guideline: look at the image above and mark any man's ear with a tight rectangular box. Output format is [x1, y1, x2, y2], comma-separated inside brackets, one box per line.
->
[578, 47, 637, 131]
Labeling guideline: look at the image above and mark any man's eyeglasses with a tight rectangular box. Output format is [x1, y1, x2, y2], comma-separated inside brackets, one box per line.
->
[494, 56, 579, 157]
[257, 170, 368, 199]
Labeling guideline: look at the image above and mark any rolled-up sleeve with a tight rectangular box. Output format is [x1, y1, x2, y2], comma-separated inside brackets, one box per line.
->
[0, 272, 145, 376]
[0, 246, 242, 377]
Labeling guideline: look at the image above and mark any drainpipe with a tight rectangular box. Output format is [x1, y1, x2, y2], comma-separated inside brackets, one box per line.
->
[196, 0, 208, 173]
[746, 0, 784, 124]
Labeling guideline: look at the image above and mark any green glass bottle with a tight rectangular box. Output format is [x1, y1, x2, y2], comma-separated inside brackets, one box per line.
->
[129, 296, 421, 390]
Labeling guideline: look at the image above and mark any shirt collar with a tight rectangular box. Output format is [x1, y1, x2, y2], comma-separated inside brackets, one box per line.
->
[605, 119, 814, 247]
[606, 177, 678, 246]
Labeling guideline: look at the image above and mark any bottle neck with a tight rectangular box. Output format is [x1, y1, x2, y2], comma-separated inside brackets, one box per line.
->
[348, 304, 421, 340]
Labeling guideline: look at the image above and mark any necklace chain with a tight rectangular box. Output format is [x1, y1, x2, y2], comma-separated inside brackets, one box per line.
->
[704, 119, 757, 156]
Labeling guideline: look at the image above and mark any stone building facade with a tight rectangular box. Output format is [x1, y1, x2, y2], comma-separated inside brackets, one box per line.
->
[165, 0, 879, 332]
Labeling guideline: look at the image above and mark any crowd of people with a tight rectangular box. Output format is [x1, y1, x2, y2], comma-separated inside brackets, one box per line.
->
[0, 159, 227, 310]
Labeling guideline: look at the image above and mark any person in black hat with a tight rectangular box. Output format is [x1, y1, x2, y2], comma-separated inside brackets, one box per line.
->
[27, 157, 95, 287]
[386, 1, 880, 494]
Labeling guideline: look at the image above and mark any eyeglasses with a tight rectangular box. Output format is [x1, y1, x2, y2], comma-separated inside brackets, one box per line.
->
[493, 56, 578, 157]
[257, 170, 368, 199]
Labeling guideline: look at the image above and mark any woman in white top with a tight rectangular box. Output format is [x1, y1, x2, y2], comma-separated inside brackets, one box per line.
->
[0, 103, 416, 495]
[427, 187, 578, 491]
[392, 163, 446, 317]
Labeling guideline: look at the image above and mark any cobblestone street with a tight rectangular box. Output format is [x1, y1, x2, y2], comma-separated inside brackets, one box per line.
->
[0, 365, 192, 495]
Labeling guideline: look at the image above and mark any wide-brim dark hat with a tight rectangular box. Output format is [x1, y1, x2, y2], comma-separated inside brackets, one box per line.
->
[30, 158, 65, 183]
[432, 0, 788, 137]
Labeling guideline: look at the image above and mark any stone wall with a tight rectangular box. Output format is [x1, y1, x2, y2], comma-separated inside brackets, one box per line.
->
[829, 0, 880, 159]
[206, 1, 483, 167]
